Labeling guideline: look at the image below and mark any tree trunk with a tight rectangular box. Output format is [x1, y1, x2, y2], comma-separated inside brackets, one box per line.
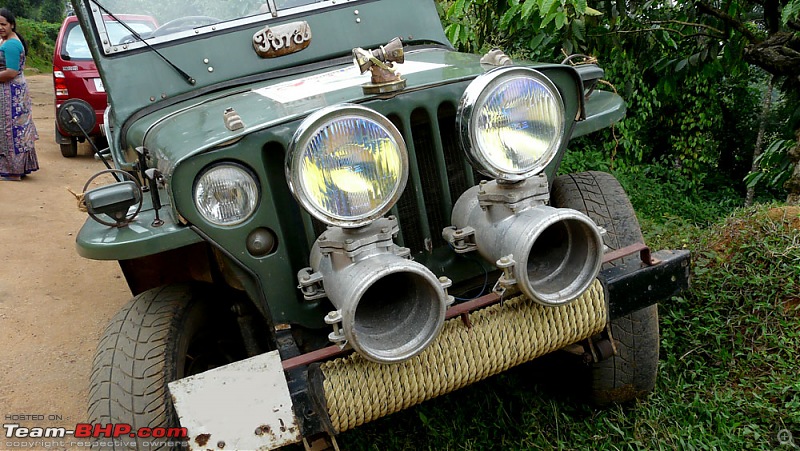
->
[745, 78, 774, 207]
[786, 128, 800, 206]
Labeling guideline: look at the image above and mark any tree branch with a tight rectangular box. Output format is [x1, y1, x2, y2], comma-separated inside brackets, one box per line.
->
[647, 19, 724, 34]
[589, 27, 720, 41]
[695, 2, 761, 43]
[744, 31, 800, 76]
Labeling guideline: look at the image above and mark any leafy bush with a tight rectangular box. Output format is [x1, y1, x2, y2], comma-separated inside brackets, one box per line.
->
[17, 18, 60, 73]
[438, 1, 788, 197]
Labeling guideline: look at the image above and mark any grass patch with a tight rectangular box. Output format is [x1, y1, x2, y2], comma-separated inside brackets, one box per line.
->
[337, 204, 800, 450]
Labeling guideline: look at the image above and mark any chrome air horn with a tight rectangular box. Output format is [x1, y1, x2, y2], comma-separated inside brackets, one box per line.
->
[299, 217, 452, 363]
[445, 175, 604, 306]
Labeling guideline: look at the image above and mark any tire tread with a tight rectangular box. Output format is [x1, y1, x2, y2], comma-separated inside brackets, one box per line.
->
[88, 285, 194, 450]
[551, 171, 659, 404]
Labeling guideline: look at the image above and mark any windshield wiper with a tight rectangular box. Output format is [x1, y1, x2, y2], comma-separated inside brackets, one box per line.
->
[90, 0, 196, 85]
[266, 0, 278, 17]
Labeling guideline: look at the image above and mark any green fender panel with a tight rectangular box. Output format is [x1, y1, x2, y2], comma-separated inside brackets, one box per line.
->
[573, 91, 627, 138]
[76, 208, 203, 261]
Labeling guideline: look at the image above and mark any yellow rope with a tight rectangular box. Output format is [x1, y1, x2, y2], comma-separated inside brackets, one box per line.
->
[67, 188, 88, 213]
[320, 280, 607, 432]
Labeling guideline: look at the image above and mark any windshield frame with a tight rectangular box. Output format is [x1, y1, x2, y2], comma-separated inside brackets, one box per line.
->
[63, 16, 157, 60]
[88, 0, 363, 56]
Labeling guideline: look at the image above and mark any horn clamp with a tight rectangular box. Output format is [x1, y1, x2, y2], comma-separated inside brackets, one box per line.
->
[298, 216, 453, 364]
[445, 174, 605, 306]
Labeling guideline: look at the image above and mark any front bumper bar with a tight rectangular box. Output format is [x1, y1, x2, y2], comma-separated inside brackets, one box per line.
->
[313, 280, 608, 433]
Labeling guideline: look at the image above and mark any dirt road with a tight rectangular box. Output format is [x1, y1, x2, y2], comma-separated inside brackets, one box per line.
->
[0, 75, 130, 439]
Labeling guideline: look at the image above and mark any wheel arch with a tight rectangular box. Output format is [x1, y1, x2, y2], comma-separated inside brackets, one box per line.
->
[119, 242, 217, 296]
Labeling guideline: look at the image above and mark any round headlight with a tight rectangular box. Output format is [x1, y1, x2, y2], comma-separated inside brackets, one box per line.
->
[458, 67, 566, 181]
[194, 163, 260, 226]
[286, 104, 408, 228]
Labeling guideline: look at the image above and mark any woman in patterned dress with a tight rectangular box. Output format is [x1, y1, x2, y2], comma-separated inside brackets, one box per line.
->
[0, 8, 38, 181]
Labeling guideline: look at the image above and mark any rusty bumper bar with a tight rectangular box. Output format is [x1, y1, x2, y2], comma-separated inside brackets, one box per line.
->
[600, 248, 691, 319]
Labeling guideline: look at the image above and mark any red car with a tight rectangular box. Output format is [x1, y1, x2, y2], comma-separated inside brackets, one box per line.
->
[53, 14, 157, 157]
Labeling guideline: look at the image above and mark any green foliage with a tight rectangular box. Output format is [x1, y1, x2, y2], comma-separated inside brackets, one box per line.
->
[744, 88, 798, 198]
[4, 0, 38, 19]
[4, 0, 64, 22]
[17, 18, 60, 72]
[439, 0, 795, 197]
[338, 204, 800, 450]
[442, 0, 594, 60]
[4, 0, 65, 73]
[40, 0, 65, 23]
[783, 0, 800, 25]
[746, 139, 795, 191]
[574, 14, 763, 190]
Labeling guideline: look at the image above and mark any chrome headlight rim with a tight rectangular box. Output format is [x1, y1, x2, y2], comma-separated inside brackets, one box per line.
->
[458, 66, 566, 182]
[193, 162, 261, 227]
[286, 103, 409, 228]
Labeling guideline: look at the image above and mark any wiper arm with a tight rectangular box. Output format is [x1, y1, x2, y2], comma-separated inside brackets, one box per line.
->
[265, 0, 278, 17]
[90, 0, 196, 85]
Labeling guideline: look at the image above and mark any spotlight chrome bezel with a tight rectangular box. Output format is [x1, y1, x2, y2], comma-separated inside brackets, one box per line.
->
[457, 66, 567, 181]
[286, 104, 409, 228]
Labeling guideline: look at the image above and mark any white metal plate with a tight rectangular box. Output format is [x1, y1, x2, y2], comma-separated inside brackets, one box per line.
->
[92, 78, 105, 92]
[254, 61, 447, 104]
[168, 350, 301, 450]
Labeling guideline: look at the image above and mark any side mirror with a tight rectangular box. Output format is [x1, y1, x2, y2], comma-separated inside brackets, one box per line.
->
[85, 182, 141, 221]
[82, 170, 144, 228]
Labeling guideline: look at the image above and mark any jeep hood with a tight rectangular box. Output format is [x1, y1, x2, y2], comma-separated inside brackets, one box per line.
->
[125, 48, 503, 175]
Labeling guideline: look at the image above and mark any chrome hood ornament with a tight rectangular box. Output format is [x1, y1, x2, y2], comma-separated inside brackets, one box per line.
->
[352, 37, 406, 94]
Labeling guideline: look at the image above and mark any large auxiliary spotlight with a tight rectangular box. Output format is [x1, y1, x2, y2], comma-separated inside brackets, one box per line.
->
[288, 105, 451, 363]
[286, 103, 408, 228]
[457, 66, 566, 182]
[445, 176, 604, 306]
[448, 67, 600, 305]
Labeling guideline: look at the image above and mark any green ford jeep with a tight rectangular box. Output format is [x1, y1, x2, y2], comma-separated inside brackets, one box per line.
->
[70, 0, 690, 449]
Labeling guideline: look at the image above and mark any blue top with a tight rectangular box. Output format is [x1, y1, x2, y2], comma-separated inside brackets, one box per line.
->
[1, 39, 24, 71]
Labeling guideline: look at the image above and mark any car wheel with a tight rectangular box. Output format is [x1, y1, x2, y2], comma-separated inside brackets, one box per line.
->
[60, 139, 78, 158]
[550, 171, 659, 405]
[88, 284, 247, 449]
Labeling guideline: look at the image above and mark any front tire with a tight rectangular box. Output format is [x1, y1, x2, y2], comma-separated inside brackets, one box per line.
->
[551, 171, 659, 405]
[88, 284, 247, 449]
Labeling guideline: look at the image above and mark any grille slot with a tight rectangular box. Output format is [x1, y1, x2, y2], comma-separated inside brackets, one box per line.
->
[389, 104, 483, 255]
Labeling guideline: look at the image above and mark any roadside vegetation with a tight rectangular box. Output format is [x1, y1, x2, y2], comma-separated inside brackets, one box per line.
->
[18, 18, 60, 73]
[7, 0, 63, 73]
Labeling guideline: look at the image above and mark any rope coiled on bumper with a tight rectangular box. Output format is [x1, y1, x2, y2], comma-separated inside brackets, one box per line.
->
[319, 279, 607, 432]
